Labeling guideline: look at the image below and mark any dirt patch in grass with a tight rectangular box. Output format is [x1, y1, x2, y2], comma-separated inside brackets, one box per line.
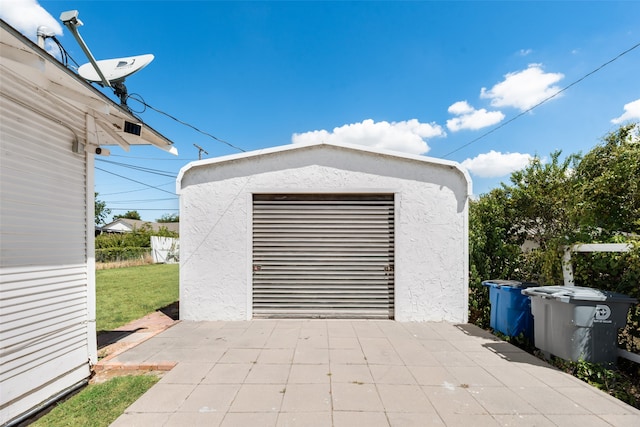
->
[96, 255, 155, 270]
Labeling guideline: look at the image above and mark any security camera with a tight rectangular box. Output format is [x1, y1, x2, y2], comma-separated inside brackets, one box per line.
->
[60, 10, 82, 26]
[95, 147, 110, 156]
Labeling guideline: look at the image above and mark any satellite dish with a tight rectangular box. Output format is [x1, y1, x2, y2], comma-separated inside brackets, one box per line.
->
[78, 54, 154, 109]
[78, 53, 154, 83]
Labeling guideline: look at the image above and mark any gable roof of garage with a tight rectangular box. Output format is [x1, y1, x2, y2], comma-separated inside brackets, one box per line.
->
[177, 141, 472, 196]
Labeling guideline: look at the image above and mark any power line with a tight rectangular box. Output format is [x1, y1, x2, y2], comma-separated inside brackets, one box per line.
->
[109, 208, 179, 211]
[104, 198, 177, 204]
[96, 158, 177, 178]
[126, 93, 247, 153]
[110, 154, 198, 161]
[442, 41, 640, 158]
[98, 181, 175, 196]
[95, 167, 176, 195]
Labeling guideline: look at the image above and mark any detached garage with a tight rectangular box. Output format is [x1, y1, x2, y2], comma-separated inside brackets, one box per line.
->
[177, 142, 471, 322]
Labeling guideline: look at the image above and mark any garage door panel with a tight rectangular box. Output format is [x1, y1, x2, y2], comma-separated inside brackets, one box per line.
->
[253, 194, 394, 319]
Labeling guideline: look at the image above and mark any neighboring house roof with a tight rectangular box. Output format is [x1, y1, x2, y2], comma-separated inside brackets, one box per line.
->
[101, 218, 179, 234]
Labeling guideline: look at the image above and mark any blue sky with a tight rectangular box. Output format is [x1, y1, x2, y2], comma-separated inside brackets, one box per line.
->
[3, 0, 640, 221]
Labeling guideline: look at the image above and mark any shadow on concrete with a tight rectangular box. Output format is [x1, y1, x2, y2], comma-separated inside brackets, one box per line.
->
[97, 328, 145, 350]
[455, 323, 549, 366]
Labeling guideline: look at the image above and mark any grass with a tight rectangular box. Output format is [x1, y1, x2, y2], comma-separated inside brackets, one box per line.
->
[96, 263, 179, 331]
[31, 375, 159, 427]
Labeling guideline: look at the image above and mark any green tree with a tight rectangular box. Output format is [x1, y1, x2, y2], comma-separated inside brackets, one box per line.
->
[469, 188, 523, 284]
[506, 151, 581, 250]
[156, 213, 179, 223]
[113, 210, 141, 221]
[572, 123, 640, 237]
[503, 151, 582, 284]
[95, 192, 111, 226]
[468, 188, 524, 326]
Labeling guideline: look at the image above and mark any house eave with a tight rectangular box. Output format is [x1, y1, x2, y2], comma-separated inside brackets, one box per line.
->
[0, 19, 177, 155]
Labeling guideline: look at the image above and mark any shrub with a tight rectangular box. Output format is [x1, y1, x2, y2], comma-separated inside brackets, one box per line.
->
[95, 247, 150, 263]
[95, 224, 178, 262]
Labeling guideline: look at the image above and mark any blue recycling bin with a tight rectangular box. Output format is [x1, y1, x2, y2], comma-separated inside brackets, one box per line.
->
[482, 279, 539, 340]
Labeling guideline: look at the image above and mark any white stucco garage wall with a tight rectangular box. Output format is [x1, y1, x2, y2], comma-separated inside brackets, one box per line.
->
[177, 142, 471, 322]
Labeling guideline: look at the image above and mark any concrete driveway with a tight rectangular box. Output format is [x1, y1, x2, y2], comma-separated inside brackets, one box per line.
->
[108, 320, 640, 426]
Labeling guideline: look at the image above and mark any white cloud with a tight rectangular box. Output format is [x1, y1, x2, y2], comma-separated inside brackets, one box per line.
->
[519, 49, 533, 56]
[448, 101, 474, 115]
[446, 101, 505, 132]
[480, 64, 564, 111]
[461, 150, 533, 178]
[291, 119, 445, 155]
[611, 99, 640, 124]
[0, 0, 63, 39]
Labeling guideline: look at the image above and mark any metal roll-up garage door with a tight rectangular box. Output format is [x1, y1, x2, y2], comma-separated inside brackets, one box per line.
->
[252, 194, 394, 319]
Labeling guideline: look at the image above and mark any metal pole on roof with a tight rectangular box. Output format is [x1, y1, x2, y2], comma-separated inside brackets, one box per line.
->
[59, 10, 111, 88]
[194, 144, 208, 160]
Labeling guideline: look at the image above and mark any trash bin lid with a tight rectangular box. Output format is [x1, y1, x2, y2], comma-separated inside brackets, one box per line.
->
[482, 279, 539, 289]
[521, 286, 638, 304]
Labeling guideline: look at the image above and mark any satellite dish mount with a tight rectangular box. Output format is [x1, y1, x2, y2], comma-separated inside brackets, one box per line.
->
[112, 81, 128, 106]
[60, 10, 154, 109]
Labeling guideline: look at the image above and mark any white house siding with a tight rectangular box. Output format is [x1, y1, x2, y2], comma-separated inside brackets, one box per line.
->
[0, 70, 91, 425]
[178, 143, 470, 323]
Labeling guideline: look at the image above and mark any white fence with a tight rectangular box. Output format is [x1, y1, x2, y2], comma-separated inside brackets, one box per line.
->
[150, 236, 180, 264]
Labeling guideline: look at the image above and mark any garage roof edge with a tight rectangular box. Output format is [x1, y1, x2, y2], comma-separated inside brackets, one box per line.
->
[176, 141, 472, 196]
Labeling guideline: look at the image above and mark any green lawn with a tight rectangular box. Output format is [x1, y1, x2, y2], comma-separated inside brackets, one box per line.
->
[31, 375, 159, 427]
[96, 264, 179, 331]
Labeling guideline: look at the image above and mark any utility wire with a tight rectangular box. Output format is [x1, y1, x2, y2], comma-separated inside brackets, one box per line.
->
[126, 93, 247, 153]
[105, 198, 177, 204]
[109, 208, 179, 211]
[110, 154, 198, 161]
[96, 158, 176, 178]
[51, 36, 80, 69]
[442, 41, 640, 158]
[106, 196, 178, 203]
[96, 167, 176, 195]
[98, 182, 175, 196]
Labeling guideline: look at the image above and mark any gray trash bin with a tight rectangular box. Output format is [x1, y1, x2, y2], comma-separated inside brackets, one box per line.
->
[522, 286, 637, 364]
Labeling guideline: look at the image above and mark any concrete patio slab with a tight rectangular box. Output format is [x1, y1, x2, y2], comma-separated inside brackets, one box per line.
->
[109, 320, 640, 426]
